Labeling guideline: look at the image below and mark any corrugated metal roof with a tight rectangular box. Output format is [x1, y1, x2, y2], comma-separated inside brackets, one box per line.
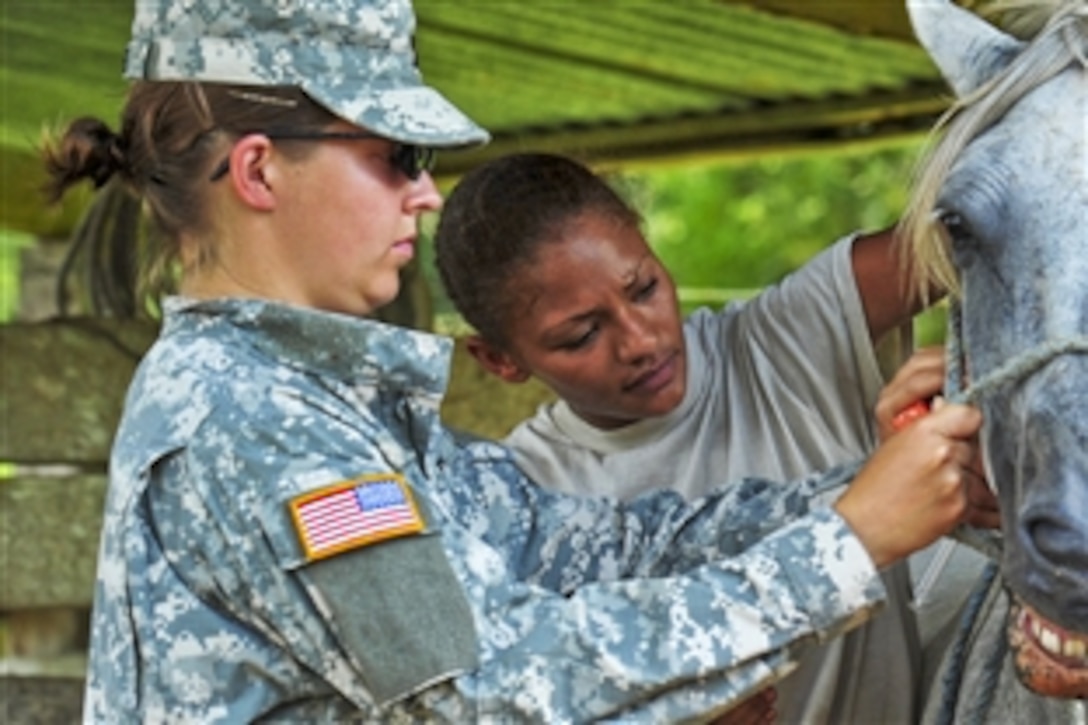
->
[0, 0, 949, 234]
[415, 0, 948, 173]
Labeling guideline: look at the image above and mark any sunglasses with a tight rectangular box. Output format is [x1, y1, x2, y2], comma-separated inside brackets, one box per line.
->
[208, 130, 437, 182]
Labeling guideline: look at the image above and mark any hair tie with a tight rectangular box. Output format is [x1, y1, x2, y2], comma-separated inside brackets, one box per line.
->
[88, 124, 127, 189]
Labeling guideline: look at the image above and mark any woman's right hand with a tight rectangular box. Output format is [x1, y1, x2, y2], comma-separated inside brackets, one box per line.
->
[833, 401, 982, 568]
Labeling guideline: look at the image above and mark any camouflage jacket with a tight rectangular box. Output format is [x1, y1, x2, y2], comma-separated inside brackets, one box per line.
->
[84, 297, 885, 723]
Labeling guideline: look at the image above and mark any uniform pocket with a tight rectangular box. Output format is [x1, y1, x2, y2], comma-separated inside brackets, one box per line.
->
[299, 533, 480, 705]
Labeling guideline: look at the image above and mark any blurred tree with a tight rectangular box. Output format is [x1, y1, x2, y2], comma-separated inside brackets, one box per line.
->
[635, 144, 919, 290]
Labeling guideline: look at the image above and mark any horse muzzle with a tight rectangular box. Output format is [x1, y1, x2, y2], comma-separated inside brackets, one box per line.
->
[993, 357, 1088, 699]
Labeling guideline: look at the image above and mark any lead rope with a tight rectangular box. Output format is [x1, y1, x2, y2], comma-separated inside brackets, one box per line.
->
[935, 559, 1001, 725]
[932, 300, 1088, 724]
[913, 305, 986, 613]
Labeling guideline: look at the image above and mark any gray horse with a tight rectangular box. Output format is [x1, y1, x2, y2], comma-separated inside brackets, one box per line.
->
[900, 0, 1087, 721]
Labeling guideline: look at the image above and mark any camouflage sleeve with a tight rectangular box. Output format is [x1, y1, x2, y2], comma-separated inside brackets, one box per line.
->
[397, 504, 884, 721]
[450, 440, 864, 591]
[386, 445, 888, 720]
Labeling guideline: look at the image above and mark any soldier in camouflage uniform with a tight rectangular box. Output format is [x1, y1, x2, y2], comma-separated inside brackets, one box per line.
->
[40, 0, 984, 721]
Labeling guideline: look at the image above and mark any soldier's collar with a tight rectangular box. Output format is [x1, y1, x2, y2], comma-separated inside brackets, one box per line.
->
[162, 296, 453, 397]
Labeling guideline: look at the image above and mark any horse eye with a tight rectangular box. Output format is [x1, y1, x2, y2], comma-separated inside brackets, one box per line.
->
[937, 209, 972, 242]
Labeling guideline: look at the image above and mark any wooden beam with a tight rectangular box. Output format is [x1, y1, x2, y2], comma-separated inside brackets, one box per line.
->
[0, 319, 158, 464]
[720, 0, 917, 41]
[0, 676, 85, 723]
[435, 84, 949, 179]
[0, 475, 106, 609]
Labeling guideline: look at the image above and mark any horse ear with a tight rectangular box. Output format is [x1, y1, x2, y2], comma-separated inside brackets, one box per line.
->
[907, 0, 1024, 97]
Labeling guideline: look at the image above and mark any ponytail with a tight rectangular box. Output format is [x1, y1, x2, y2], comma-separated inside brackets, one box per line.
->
[38, 81, 339, 317]
[42, 117, 131, 203]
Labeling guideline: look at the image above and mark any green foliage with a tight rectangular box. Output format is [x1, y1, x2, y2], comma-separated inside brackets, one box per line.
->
[633, 142, 922, 291]
[628, 141, 947, 346]
[0, 228, 34, 322]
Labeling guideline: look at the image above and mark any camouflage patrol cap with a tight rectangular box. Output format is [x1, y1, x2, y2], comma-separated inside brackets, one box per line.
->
[123, 0, 489, 147]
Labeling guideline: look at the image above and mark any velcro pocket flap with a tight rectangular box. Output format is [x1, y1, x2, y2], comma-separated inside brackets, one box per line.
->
[302, 533, 479, 706]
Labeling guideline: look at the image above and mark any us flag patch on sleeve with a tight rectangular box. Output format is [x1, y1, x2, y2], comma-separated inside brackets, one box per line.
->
[288, 473, 424, 562]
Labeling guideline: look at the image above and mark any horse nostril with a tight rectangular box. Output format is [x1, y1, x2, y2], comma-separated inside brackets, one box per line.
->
[1023, 514, 1088, 575]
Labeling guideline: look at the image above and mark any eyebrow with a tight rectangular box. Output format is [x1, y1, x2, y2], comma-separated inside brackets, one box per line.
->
[534, 252, 656, 340]
[622, 254, 653, 292]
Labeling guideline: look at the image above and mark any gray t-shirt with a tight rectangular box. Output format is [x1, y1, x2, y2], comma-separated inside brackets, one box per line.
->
[505, 235, 922, 724]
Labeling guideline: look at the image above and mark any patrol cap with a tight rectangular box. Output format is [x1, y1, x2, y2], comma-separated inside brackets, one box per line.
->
[122, 0, 489, 147]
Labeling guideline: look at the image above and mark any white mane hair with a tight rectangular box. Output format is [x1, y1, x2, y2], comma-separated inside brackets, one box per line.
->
[965, 0, 1076, 38]
[899, 0, 1088, 301]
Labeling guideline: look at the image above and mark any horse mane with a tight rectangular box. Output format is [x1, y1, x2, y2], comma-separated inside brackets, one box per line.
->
[898, 0, 1088, 301]
[964, 0, 1072, 38]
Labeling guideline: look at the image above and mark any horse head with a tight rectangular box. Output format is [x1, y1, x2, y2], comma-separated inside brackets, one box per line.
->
[904, 0, 1088, 700]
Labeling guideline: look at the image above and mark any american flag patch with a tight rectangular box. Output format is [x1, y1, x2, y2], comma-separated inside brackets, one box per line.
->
[288, 473, 424, 562]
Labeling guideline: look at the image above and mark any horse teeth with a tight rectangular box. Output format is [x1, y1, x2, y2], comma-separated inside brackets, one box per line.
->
[1020, 603, 1088, 664]
[1040, 626, 1061, 655]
